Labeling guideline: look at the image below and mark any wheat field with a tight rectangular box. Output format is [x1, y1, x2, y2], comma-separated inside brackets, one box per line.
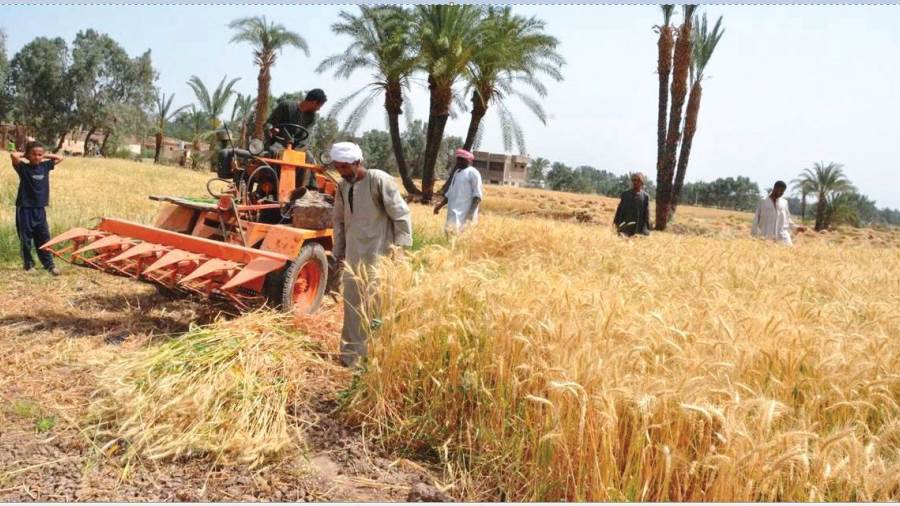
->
[2, 154, 899, 501]
[349, 198, 900, 501]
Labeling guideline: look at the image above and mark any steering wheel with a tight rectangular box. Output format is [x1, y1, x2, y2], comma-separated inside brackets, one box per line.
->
[271, 123, 310, 148]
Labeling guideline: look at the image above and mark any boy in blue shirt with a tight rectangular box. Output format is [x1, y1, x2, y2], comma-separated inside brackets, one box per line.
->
[9, 141, 64, 275]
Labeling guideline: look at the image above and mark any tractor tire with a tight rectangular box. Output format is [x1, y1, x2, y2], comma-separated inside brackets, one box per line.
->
[265, 243, 328, 315]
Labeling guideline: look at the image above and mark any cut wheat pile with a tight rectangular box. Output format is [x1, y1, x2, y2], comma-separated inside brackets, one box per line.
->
[90, 312, 343, 468]
[348, 209, 900, 501]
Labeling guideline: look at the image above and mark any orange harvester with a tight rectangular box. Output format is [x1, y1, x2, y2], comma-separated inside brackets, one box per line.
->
[41, 146, 339, 316]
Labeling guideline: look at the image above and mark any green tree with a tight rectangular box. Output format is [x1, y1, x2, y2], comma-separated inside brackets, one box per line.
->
[656, 5, 697, 230]
[153, 92, 188, 163]
[186, 75, 240, 131]
[318, 6, 420, 195]
[360, 129, 395, 174]
[308, 115, 342, 158]
[671, 13, 724, 213]
[7, 37, 74, 149]
[414, 4, 484, 201]
[229, 16, 308, 140]
[546, 162, 574, 192]
[794, 162, 855, 231]
[70, 30, 157, 156]
[400, 119, 426, 179]
[528, 156, 550, 181]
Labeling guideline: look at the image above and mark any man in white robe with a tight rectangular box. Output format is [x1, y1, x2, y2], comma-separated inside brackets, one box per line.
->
[752, 180, 796, 245]
[331, 142, 413, 367]
[434, 148, 483, 234]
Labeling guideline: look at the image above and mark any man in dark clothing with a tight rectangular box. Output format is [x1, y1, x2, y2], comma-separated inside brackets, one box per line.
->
[613, 172, 651, 237]
[264, 88, 327, 152]
[217, 89, 328, 191]
[9, 141, 64, 275]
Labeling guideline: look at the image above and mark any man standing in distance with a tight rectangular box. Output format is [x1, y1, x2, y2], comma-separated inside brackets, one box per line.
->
[752, 180, 796, 245]
[613, 172, 652, 236]
[434, 148, 483, 234]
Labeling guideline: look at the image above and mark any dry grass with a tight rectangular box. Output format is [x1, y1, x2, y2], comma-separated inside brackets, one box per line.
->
[0, 152, 209, 263]
[89, 311, 346, 468]
[347, 207, 900, 501]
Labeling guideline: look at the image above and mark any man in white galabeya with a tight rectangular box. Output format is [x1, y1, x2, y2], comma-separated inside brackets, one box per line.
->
[331, 141, 412, 367]
[433, 148, 483, 234]
[752, 180, 796, 245]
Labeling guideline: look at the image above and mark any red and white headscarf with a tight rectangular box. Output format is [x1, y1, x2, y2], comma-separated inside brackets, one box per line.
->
[454, 148, 475, 161]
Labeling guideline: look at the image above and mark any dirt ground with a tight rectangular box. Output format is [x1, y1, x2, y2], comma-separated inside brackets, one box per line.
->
[0, 266, 443, 502]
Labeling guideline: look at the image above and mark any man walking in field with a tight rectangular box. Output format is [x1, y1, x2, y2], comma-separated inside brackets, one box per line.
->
[8, 141, 63, 275]
[433, 148, 483, 234]
[331, 141, 412, 367]
[752, 180, 796, 245]
[613, 172, 651, 236]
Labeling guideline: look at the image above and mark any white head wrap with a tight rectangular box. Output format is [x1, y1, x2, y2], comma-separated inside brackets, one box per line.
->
[330, 142, 364, 163]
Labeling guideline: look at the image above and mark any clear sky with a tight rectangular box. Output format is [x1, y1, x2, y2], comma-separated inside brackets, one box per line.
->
[3, 5, 899, 207]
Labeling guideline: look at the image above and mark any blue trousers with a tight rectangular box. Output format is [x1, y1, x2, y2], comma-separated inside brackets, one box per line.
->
[16, 207, 55, 270]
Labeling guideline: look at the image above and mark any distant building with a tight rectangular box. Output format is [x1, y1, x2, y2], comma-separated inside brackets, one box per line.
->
[471, 151, 529, 187]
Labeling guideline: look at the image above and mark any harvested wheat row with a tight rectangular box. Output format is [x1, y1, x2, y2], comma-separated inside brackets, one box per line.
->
[90, 311, 342, 468]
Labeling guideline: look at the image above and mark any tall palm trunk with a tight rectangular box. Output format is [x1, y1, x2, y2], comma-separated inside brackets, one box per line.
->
[420, 78, 453, 202]
[671, 81, 702, 212]
[386, 83, 419, 196]
[656, 20, 674, 180]
[815, 193, 827, 231]
[154, 131, 164, 163]
[253, 66, 271, 140]
[656, 11, 694, 230]
[463, 90, 488, 152]
[239, 122, 248, 149]
[437, 89, 487, 196]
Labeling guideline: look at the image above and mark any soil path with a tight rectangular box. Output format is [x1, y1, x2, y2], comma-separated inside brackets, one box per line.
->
[0, 267, 439, 502]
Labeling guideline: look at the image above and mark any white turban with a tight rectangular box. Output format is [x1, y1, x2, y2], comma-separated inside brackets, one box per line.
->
[330, 141, 364, 163]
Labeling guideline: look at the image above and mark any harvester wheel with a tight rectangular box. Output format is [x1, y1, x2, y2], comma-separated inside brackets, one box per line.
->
[266, 243, 328, 315]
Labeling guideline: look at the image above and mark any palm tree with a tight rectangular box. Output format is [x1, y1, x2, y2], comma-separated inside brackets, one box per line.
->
[317, 6, 420, 195]
[183, 105, 211, 170]
[153, 92, 188, 163]
[414, 4, 484, 202]
[229, 16, 308, 140]
[655, 5, 675, 180]
[656, 4, 696, 230]
[229, 92, 256, 148]
[790, 176, 816, 223]
[794, 162, 855, 231]
[436, 8, 563, 196]
[671, 13, 724, 213]
[186, 75, 241, 130]
[461, 7, 563, 154]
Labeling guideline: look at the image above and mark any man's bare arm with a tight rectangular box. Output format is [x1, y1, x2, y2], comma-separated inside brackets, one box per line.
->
[9, 151, 22, 166]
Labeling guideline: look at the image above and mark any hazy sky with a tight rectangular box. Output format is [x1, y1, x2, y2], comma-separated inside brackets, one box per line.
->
[3, 4, 899, 207]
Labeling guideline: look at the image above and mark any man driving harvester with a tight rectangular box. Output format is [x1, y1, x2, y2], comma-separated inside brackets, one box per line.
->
[264, 89, 327, 191]
[218, 89, 327, 193]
